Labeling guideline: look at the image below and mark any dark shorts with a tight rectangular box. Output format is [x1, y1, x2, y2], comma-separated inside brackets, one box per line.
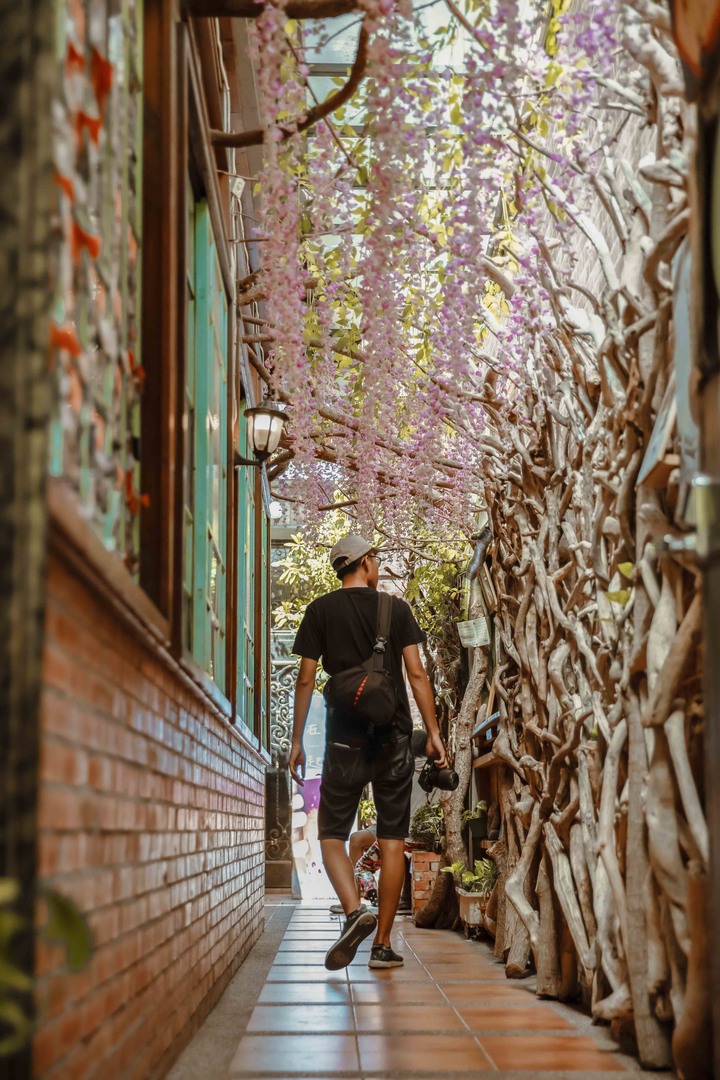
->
[317, 734, 414, 841]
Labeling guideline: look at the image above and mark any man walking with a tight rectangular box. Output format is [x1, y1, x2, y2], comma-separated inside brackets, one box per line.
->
[289, 534, 447, 971]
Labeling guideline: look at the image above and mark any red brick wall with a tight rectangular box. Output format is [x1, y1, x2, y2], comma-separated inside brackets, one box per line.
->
[411, 851, 441, 915]
[35, 551, 266, 1079]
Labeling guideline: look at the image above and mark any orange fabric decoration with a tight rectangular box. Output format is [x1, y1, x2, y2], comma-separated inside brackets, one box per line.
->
[66, 41, 86, 72]
[76, 110, 103, 146]
[124, 470, 150, 516]
[49, 323, 83, 357]
[54, 172, 75, 202]
[90, 48, 114, 114]
[71, 220, 102, 262]
[127, 349, 146, 389]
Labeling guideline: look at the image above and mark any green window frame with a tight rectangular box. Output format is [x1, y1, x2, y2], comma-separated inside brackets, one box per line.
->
[237, 406, 255, 727]
[257, 505, 270, 747]
[183, 196, 229, 692]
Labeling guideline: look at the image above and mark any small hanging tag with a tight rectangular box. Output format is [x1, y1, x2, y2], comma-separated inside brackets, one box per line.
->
[456, 618, 490, 647]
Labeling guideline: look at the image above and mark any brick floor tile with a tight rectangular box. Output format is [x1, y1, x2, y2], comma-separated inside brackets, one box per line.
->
[427, 962, 509, 982]
[281, 932, 338, 941]
[258, 982, 351, 1004]
[479, 1033, 629, 1071]
[350, 981, 448, 1004]
[410, 952, 476, 964]
[358, 1031, 494, 1073]
[247, 1003, 354, 1033]
[270, 951, 327, 964]
[228, 1033, 359, 1075]
[440, 982, 537, 1004]
[172, 903, 661, 1079]
[354, 1003, 467, 1032]
[455, 1003, 575, 1031]
[266, 965, 347, 982]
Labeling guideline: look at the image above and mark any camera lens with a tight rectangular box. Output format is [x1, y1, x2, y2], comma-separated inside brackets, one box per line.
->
[436, 767, 459, 791]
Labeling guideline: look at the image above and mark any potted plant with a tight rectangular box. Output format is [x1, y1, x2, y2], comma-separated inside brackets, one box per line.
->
[409, 801, 444, 852]
[358, 797, 377, 829]
[461, 800, 488, 840]
[441, 858, 498, 930]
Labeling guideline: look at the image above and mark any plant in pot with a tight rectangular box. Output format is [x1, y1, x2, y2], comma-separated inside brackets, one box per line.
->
[461, 800, 488, 840]
[409, 801, 444, 852]
[441, 858, 498, 934]
[358, 798, 377, 829]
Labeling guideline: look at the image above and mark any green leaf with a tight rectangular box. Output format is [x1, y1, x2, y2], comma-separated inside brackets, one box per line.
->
[0, 1000, 33, 1057]
[0, 911, 25, 947]
[0, 881, 19, 907]
[605, 589, 632, 606]
[40, 887, 92, 971]
[618, 562, 635, 579]
[0, 957, 33, 994]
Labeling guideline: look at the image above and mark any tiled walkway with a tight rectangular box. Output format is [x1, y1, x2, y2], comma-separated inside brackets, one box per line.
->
[171, 901, 667, 1079]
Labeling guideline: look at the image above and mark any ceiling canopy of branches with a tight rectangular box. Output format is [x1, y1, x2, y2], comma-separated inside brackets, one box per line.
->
[233, 0, 681, 547]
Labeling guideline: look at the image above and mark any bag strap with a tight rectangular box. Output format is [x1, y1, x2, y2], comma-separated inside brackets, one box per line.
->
[369, 592, 392, 672]
[343, 589, 392, 672]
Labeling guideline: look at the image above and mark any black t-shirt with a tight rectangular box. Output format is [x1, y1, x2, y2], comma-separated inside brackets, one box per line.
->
[292, 587, 426, 738]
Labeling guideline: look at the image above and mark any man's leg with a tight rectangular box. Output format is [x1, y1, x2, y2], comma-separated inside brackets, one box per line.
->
[374, 838, 405, 945]
[321, 839, 361, 914]
[349, 827, 376, 866]
[322, 836, 378, 971]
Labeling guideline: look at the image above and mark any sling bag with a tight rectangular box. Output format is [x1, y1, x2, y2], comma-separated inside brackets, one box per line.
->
[323, 591, 397, 732]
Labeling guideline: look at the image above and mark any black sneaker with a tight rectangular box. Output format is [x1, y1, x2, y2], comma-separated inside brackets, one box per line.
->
[324, 907, 377, 971]
[368, 944, 404, 968]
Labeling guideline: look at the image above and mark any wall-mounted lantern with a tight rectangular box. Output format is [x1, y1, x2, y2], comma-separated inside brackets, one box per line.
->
[235, 403, 289, 467]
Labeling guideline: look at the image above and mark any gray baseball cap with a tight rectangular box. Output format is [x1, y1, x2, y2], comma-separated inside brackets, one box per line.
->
[329, 533, 378, 572]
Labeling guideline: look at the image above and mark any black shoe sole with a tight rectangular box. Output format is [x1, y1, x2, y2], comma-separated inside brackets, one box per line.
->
[325, 911, 377, 971]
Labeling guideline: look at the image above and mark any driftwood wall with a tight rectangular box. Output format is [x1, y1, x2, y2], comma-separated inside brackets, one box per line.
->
[472, 11, 710, 1074]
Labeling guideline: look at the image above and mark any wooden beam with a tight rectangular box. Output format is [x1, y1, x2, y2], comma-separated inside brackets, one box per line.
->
[473, 751, 499, 770]
[141, 0, 182, 616]
[187, 0, 360, 18]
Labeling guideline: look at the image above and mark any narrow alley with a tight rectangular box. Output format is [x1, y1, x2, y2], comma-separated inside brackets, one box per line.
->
[169, 901, 663, 1079]
[3, 0, 719, 1074]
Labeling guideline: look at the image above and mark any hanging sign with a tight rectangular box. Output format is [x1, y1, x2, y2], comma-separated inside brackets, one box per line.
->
[456, 617, 491, 647]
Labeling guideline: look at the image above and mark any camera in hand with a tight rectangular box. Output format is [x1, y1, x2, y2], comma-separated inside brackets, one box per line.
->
[418, 756, 459, 793]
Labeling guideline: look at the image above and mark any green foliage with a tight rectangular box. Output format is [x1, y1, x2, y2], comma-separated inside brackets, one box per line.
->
[273, 514, 355, 631]
[357, 798, 377, 828]
[403, 541, 464, 644]
[0, 879, 92, 1058]
[0, 880, 32, 1057]
[441, 857, 497, 896]
[409, 801, 444, 843]
[461, 800, 487, 829]
[401, 537, 467, 716]
[40, 885, 92, 971]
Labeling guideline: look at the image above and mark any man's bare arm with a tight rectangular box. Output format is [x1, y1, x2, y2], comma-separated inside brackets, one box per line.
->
[289, 657, 318, 785]
[402, 643, 447, 767]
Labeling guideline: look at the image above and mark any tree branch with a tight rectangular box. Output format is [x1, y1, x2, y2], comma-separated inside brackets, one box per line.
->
[211, 23, 369, 149]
